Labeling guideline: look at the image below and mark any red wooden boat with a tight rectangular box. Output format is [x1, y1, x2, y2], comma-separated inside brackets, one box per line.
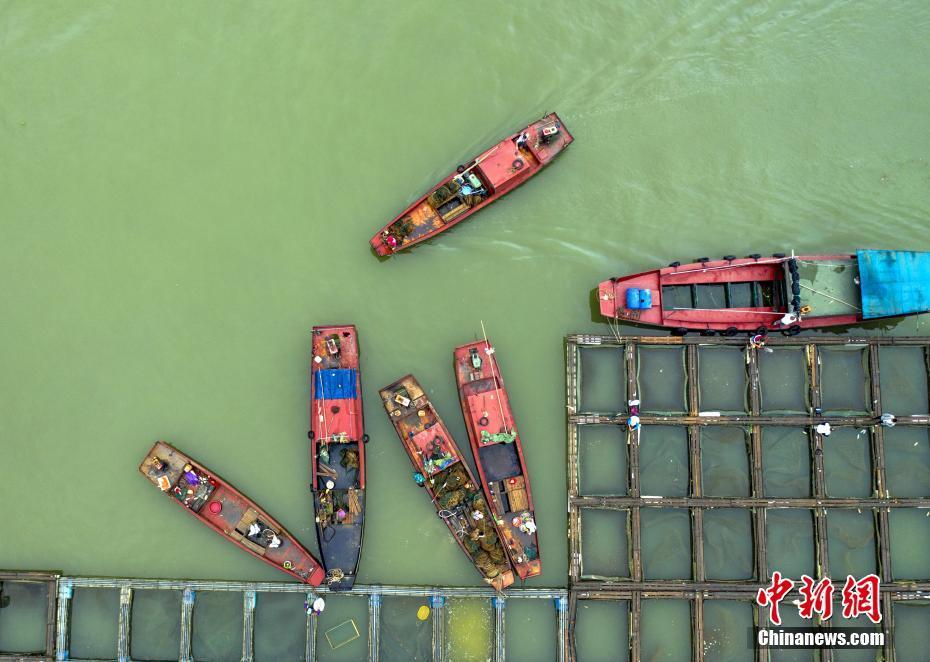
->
[309, 324, 366, 590]
[378, 374, 516, 590]
[598, 250, 930, 333]
[370, 113, 573, 255]
[454, 338, 541, 580]
[139, 441, 325, 585]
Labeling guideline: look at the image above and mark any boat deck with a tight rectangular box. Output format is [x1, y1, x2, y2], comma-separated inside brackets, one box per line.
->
[795, 256, 861, 317]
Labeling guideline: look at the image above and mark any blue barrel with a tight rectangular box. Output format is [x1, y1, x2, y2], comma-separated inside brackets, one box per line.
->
[626, 288, 653, 310]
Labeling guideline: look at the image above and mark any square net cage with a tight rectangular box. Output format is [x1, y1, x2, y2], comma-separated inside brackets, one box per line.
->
[567, 334, 930, 661]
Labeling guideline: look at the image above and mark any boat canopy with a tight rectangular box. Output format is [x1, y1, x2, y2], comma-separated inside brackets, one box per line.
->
[857, 250, 930, 319]
[313, 369, 357, 400]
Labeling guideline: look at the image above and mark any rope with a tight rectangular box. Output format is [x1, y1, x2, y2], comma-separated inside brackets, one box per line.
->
[480, 321, 509, 434]
[798, 283, 861, 311]
[607, 315, 623, 344]
[668, 307, 783, 315]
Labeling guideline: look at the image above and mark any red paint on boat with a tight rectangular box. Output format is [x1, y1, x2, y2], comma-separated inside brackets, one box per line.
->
[454, 339, 541, 580]
[309, 324, 366, 590]
[598, 254, 865, 332]
[370, 113, 573, 255]
[139, 441, 325, 585]
[379, 374, 516, 591]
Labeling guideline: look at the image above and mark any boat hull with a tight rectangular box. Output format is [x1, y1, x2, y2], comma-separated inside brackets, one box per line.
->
[310, 324, 366, 590]
[454, 340, 541, 580]
[379, 374, 516, 590]
[139, 441, 325, 585]
[598, 254, 867, 332]
[370, 113, 572, 255]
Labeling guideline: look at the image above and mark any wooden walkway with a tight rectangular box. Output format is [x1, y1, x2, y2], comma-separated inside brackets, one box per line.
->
[0, 572, 568, 661]
[566, 334, 930, 662]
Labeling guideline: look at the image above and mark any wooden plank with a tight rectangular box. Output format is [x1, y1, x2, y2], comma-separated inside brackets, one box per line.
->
[571, 495, 930, 509]
[691, 595, 703, 662]
[629, 592, 640, 662]
[242, 589, 256, 662]
[570, 413, 930, 426]
[369, 593, 381, 662]
[492, 596, 505, 662]
[431, 594, 445, 662]
[557, 595, 570, 662]
[305, 591, 317, 662]
[566, 334, 930, 348]
[571, 579, 930, 595]
[55, 579, 72, 662]
[117, 585, 132, 662]
[179, 587, 194, 662]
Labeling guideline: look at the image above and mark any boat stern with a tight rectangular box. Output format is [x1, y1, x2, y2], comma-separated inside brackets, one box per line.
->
[307, 564, 327, 587]
[489, 569, 515, 591]
[524, 113, 573, 165]
[370, 231, 394, 256]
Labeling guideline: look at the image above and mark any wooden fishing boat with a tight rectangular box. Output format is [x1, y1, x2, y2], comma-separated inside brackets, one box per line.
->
[598, 250, 930, 333]
[378, 374, 516, 590]
[370, 113, 573, 255]
[309, 324, 366, 590]
[139, 441, 325, 585]
[454, 338, 541, 580]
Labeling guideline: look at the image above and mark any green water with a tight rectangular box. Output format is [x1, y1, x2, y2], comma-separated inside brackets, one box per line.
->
[2, 1, 930, 659]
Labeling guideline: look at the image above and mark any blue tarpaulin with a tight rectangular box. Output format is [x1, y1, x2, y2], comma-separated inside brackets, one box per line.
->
[858, 250, 930, 319]
[313, 369, 357, 400]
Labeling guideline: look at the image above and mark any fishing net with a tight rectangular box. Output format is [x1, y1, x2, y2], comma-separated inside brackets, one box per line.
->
[340, 448, 359, 470]
[428, 185, 453, 208]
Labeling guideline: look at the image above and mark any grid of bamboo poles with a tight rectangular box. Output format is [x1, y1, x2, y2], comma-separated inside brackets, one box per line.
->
[0, 573, 568, 662]
[566, 334, 930, 662]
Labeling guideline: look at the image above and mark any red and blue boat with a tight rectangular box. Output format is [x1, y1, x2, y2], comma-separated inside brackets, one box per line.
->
[140, 441, 325, 585]
[598, 250, 930, 333]
[309, 324, 366, 590]
[454, 338, 541, 580]
[370, 113, 572, 255]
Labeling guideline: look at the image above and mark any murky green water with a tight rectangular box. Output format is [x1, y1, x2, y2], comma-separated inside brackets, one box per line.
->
[2, 1, 930, 659]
